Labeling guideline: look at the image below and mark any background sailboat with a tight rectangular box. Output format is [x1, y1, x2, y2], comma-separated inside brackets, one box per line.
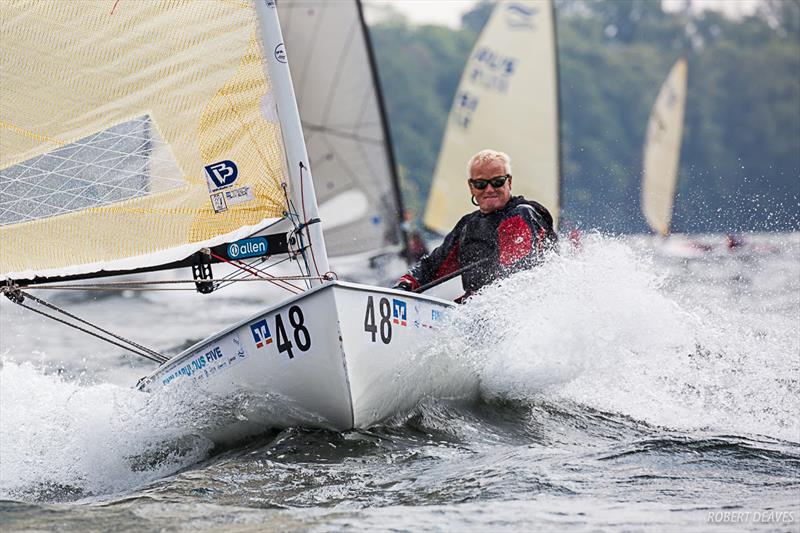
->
[641, 57, 688, 239]
[639, 58, 707, 257]
[424, 0, 561, 235]
[278, 0, 409, 280]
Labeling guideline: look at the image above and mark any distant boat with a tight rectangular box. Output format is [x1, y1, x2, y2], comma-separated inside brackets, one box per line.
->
[424, 0, 561, 234]
[641, 58, 688, 238]
[279, 0, 409, 276]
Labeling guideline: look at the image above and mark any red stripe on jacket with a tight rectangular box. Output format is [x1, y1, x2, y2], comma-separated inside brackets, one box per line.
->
[498, 215, 533, 266]
[435, 241, 461, 279]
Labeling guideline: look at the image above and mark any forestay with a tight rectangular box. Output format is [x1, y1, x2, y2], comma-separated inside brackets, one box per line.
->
[278, 0, 406, 259]
[0, 1, 290, 282]
[425, 0, 561, 234]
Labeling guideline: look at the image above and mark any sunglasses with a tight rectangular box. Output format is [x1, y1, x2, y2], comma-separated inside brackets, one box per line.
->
[469, 174, 510, 190]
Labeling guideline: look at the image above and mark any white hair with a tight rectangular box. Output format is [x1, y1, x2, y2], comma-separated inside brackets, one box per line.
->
[467, 149, 513, 178]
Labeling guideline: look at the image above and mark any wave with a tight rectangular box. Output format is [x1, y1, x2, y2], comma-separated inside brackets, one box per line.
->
[440, 234, 800, 442]
[1, 233, 797, 503]
[0, 360, 214, 502]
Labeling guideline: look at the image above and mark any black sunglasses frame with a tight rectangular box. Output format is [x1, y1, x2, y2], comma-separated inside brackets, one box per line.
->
[469, 174, 510, 190]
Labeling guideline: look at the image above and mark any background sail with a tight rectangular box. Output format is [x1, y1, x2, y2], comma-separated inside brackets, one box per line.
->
[641, 58, 688, 237]
[1, 1, 288, 281]
[424, 0, 560, 234]
[278, 0, 405, 259]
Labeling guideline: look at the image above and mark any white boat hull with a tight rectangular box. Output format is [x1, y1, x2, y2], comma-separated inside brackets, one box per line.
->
[139, 281, 477, 443]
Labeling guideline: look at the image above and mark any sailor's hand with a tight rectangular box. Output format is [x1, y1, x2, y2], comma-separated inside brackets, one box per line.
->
[392, 280, 413, 292]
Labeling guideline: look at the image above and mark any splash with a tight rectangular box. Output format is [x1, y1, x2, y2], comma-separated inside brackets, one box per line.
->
[0, 359, 214, 501]
[445, 234, 800, 442]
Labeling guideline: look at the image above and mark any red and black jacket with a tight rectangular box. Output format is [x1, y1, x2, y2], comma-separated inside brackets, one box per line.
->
[399, 196, 557, 294]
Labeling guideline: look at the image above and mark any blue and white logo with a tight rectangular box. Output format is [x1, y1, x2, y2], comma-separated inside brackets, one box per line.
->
[392, 299, 407, 326]
[228, 237, 269, 260]
[250, 319, 273, 349]
[505, 3, 538, 29]
[205, 160, 239, 190]
[275, 43, 287, 63]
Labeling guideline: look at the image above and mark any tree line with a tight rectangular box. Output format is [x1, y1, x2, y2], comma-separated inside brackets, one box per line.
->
[369, 0, 800, 233]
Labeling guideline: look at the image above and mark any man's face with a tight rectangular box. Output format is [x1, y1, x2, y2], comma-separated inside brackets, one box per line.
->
[468, 158, 512, 214]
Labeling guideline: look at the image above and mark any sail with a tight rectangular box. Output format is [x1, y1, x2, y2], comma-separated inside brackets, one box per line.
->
[641, 58, 688, 236]
[0, 1, 290, 281]
[278, 0, 405, 259]
[424, 0, 560, 234]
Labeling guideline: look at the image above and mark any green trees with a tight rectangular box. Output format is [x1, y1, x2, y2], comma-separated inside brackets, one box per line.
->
[370, 18, 479, 221]
[369, 0, 799, 233]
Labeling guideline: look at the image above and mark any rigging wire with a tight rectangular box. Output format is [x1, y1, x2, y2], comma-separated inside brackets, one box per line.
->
[19, 275, 323, 292]
[2, 287, 168, 364]
[208, 251, 303, 294]
[213, 254, 310, 292]
[212, 253, 287, 288]
[298, 162, 322, 279]
[281, 181, 315, 290]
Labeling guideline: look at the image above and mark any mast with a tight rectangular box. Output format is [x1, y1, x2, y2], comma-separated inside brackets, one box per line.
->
[254, 0, 330, 284]
[551, 0, 563, 232]
[355, 0, 411, 263]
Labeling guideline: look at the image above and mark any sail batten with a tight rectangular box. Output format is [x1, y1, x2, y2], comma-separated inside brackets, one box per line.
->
[425, 0, 560, 234]
[1, 1, 291, 281]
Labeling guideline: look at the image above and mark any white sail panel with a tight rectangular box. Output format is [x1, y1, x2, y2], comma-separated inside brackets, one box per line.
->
[1, 1, 289, 281]
[278, 0, 404, 258]
[425, 0, 560, 234]
[641, 58, 688, 236]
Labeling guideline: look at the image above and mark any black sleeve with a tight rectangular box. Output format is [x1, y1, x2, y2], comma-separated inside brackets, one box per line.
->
[397, 215, 469, 290]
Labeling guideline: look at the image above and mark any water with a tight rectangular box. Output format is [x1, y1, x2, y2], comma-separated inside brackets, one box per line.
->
[1, 234, 798, 532]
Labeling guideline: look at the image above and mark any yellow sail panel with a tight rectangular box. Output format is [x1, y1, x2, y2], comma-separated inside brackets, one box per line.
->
[0, 0, 288, 280]
[641, 58, 688, 236]
[425, 0, 560, 234]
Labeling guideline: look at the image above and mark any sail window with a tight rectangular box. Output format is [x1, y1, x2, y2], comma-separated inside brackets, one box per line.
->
[0, 115, 183, 226]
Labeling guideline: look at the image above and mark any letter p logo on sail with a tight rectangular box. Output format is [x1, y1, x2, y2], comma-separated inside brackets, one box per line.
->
[205, 160, 239, 190]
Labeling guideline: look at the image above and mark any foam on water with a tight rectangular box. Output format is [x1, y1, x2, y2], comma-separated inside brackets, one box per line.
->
[1, 234, 797, 504]
[445, 234, 799, 442]
[0, 360, 215, 500]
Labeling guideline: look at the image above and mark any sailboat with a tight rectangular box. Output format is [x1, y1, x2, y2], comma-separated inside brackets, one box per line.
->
[424, 0, 561, 235]
[278, 1, 410, 279]
[641, 58, 688, 238]
[640, 58, 705, 256]
[0, 1, 476, 442]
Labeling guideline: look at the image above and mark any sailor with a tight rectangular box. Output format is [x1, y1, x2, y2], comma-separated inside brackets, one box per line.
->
[393, 149, 557, 301]
[402, 209, 430, 262]
[726, 233, 744, 251]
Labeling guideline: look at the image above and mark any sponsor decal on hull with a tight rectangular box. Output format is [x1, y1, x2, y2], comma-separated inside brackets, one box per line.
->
[250, 319, 274, 349]
[392, 298, 407, 327]
[161, 332, 248, 387]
